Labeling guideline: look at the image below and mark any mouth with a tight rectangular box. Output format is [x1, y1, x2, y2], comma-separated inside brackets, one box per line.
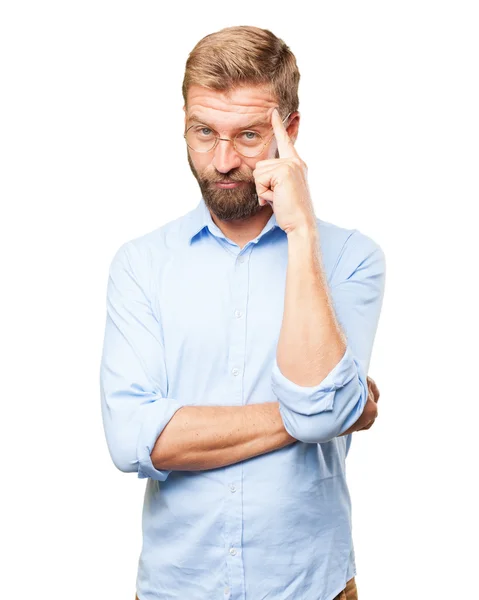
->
[214, 181, 244, 189]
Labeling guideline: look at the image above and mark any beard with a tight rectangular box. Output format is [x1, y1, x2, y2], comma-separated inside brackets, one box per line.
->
[186, 151, 266, 221]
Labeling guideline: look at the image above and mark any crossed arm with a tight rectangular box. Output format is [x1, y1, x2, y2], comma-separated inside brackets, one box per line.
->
[151, 226, 384, 473]
[151, 376, 380, 472]
[101, 230, 385, 480]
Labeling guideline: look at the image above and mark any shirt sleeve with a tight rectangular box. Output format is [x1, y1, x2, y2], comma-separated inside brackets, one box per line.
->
[272, 231, 386, 444]
[99, 241, 184, 481]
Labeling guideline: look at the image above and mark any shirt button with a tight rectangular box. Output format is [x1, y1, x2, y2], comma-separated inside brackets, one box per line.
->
[229, 484, 236, 493]
[238, 256, 245, 263]
[229, 547, 237, 556]
[224, 587, 230, 595]
[232, 368, 240, 376]
[234, 310, 242, 318]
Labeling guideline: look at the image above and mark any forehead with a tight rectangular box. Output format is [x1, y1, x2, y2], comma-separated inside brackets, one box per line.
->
[185, 84, 278, 130]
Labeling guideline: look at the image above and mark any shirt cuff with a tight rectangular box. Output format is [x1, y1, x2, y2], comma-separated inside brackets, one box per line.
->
[136, 399, 184, 481]
[271, 344, 357, 416]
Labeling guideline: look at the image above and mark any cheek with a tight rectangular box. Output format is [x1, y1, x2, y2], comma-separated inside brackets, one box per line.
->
[263, 144, 279, 161]
[190, 154, 211, 176]
[243, 159, 257, 174]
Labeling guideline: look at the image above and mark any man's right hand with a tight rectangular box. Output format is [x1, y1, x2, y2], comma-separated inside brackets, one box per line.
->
[338, 375, 380, 436]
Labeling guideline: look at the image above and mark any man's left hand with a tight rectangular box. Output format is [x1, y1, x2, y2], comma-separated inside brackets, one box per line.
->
[253, 108, 316, 235]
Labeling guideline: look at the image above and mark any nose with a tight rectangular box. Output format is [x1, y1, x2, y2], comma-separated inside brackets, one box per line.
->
[212, 138, 242, 174]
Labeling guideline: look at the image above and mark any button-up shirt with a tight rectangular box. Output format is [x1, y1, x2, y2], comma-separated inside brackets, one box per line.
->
[100, 197, 386, 600]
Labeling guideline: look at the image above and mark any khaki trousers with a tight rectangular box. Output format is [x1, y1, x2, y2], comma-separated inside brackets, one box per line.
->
[334, 576, 358, 600]
[135, 576, 358, 599]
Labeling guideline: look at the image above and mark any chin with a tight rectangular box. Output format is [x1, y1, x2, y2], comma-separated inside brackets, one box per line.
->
[202, 188, 262, 221]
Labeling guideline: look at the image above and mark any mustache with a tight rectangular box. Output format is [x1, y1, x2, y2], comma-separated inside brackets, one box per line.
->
[209, 177, 252, 184]
[200, 172, 252, 184]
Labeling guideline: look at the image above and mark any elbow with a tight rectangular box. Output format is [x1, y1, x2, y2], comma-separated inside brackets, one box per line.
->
[100, 390, 182, 481]
[105, 430, 140, 474]
[106, 443, 174, 483]
[111, 452, 138, 475]
[278, 375, 367, 444]
[281, 412, 343, 445]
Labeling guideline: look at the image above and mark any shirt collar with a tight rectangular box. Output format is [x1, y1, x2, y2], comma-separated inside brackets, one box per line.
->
[186, 197, 280, 246]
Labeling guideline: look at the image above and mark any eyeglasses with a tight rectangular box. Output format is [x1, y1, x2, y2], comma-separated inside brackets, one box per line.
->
[184, 112, 292, 158]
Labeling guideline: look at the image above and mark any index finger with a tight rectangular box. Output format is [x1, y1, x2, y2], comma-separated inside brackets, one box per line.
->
[271, 108, 298, 159]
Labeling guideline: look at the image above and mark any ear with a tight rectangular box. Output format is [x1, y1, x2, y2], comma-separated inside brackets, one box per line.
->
[287, 111, 300, 145]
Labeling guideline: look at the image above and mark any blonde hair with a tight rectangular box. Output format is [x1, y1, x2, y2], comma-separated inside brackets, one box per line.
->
[182, 25, 300, 116]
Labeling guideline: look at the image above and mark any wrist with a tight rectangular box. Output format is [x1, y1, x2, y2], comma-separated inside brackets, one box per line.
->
[286, 218, 318, 242]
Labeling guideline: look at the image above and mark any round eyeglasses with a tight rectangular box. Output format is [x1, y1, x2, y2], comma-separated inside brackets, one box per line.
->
[184, 112, 292, 158]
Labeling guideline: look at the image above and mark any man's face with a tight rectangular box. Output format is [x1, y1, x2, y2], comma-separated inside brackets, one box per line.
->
[184, 84, 299, 221]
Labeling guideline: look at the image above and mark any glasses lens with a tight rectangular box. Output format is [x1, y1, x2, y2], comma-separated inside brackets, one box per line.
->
[185, 126, 265, 157]
[185, 126, 217, 152]
[234, 131, 264, 157]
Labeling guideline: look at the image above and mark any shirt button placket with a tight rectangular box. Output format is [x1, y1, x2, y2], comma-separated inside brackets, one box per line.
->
[224, 250, 249, 600]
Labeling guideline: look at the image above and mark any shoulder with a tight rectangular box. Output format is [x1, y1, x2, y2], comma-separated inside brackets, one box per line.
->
[108, 207, 195, 273]
[316, 217, 386, 285]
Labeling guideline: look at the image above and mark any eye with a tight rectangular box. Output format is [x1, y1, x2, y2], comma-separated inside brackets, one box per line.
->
[197, 127, 213, 136]
[239, 131, 260, 140]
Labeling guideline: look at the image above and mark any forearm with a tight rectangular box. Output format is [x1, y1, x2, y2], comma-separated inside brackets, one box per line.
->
[151, 402, 297, 471]
[277, 225, 347, 386]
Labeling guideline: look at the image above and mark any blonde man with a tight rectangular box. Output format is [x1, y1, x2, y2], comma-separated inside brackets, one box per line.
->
[101, 25, 385, 600]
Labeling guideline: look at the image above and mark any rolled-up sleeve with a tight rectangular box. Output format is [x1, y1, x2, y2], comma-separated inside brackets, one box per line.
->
[272, 231, 386, 444]
[99, 241, 183, 481]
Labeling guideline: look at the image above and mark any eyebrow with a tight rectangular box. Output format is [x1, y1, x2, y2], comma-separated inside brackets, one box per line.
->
[186, 113, 271, 131]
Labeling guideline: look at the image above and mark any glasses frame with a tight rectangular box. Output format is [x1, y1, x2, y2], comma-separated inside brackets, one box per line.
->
[184, 112, 292, 158]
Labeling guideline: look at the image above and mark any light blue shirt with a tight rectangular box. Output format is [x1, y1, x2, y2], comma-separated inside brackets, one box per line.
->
[100, 197, 386, 600]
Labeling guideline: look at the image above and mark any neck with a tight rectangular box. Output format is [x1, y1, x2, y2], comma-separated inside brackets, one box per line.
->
[209, 205, 274, 249]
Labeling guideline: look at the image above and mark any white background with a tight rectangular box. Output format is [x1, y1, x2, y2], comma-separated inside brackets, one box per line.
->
[1, 1, 478, 598]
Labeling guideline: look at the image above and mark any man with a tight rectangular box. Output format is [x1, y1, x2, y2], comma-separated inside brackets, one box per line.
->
[100, 25, 385, 600]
